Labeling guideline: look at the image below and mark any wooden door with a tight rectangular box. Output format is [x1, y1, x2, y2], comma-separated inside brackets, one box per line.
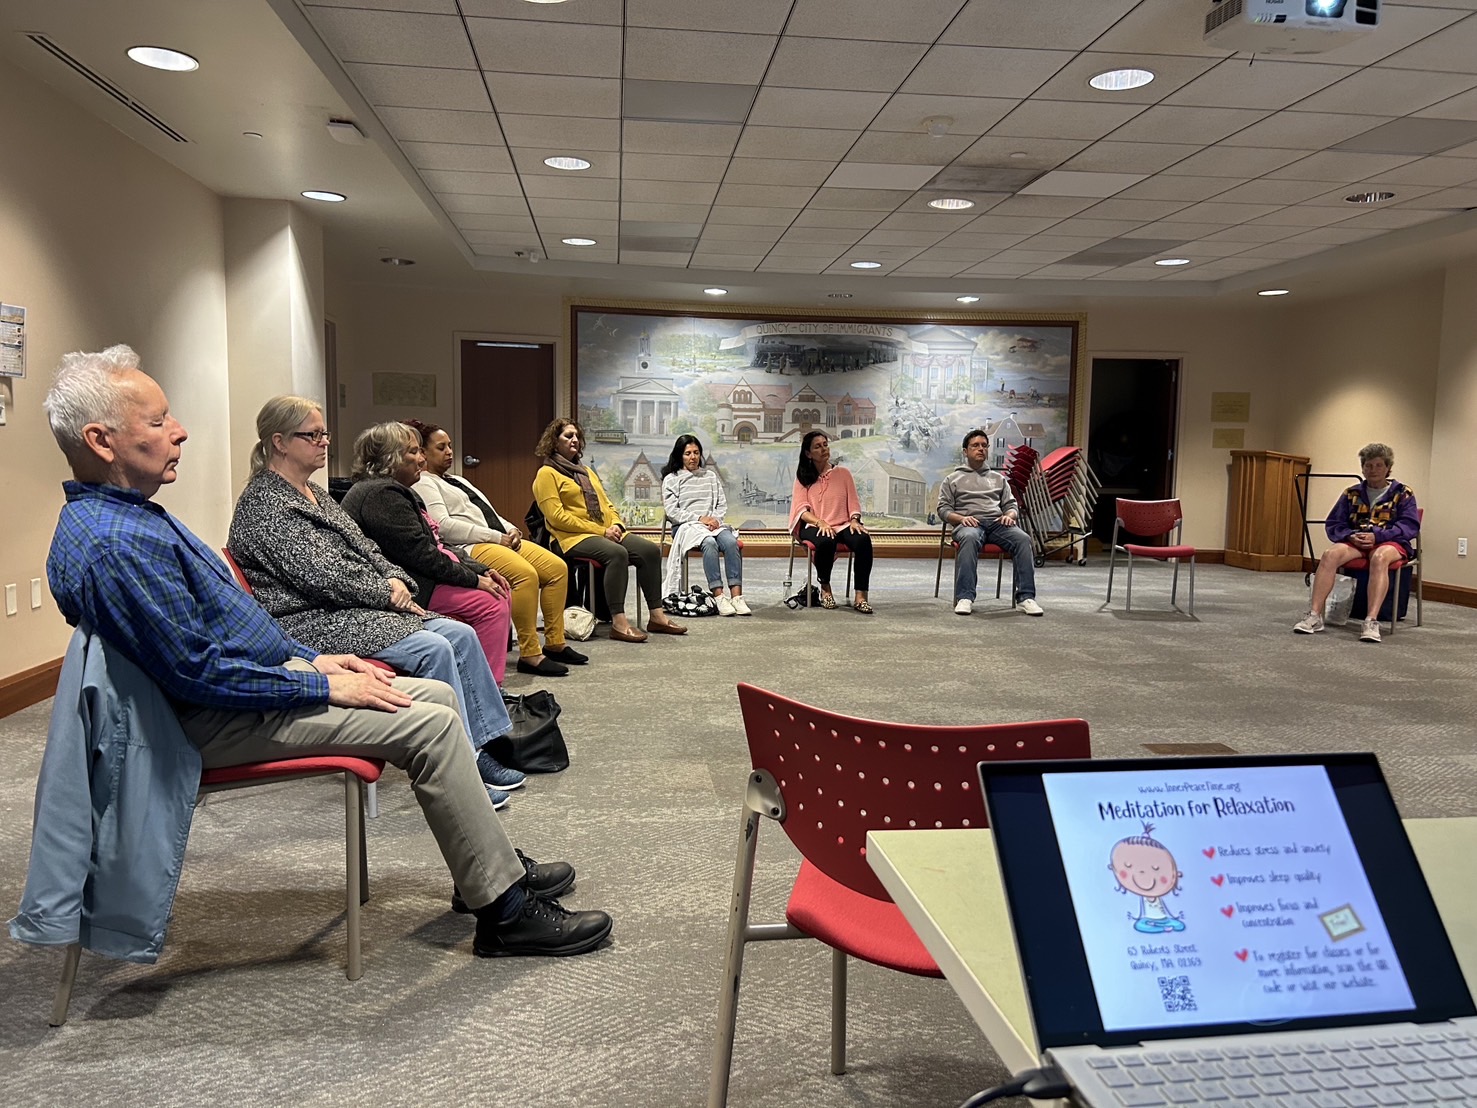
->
[1087, 357, 1180, 545]
[458, 340, 555, 526]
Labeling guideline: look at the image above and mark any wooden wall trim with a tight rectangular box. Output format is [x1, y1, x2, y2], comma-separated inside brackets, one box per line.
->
[0, 657, 62, 719]
[1423, 582, 1477, 608]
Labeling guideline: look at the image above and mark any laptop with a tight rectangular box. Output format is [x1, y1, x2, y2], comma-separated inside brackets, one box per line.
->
[979, 752, 1477, 1106]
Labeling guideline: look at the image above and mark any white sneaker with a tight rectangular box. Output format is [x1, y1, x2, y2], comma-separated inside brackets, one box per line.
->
[954, 598, 973, 615]
[1293, 612, 1325, 634]
[731, 596, 752, 616]
[1360, 619, 1382, 643]
[714, 595, 737, 617]
[1018, 598, 1044, 616]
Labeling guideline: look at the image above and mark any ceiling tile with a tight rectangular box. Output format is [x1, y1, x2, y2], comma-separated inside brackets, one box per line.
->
[1167, 58, 1357, 110]
[1284, 226, 1386, 245]
[459, 0, 622, 20]
[989, 249, 1076, 264]
[1376, 11, 1477, 73]
[916, 246, 1003, 261]
[1245, 207, 1360, 228]
[484, 74, 621, 117]
[768, 241, 846, 258]
[1291, 69, 1477, 117]
[1019, 233, 1116, 250]
[876, 212, 979, 231]
[1332, 117, 1477, 155]
[1342, 207, 1453, 228]
[688, 254, 765, 268]
[623, 80, 757, 123]
[623, 122, 741, 156]
[527, 198, 620, 220]
[1236, 242, 1328, 260]
[436, 192, 530, 215]
[971, 194, 1095, 217]
[1046, 218, 1153, 236]
[498, 115, 621, 151]
[309, 0, 459, 11]
[1200, 225, 1294, 243]
[462, 229, 536, 247]
[956, 135, 1090, 169]
[619, 250, 694, 266]
[714, 183, 819, 207]
[902, 45, 1074, 99]
[1393, 185, 1477, 208]
[990, 99, 1147, 141]
[420, 169, 522, 195]
[707, 206, 803, 226]
[1268, 151, 1420, 181]
[378, 107, 505, 145]
[790, 0, 966, 42]
[895, 260, 970, 276]
[944, 0, 1139, 49]
[724, 159, 835, 186]
[1209, 178, 1340, 205]
[934, 232, 1030, 249]
[792, 209, 888, 229]
[1160, 201, 1280, 223]
[700, 223, 783, 242]
[1059, 141, 1200, 175]
[762, 258, 831, 272]
[1161, 146, 1314, 177]
[809, 187, 913, 210]
[626, 0, 792, 33]
[467, 17, 622, 77]
[621, 180, 721, 205]
[1076, 198, 1190, 221]
[1218, 111, 1392, 151]
[1364, 156, 1477, 186]
[1417, 87, 1477, 121]
[305, 8, 476, 68]
[1089, 0, 1239, 56]
[510, 148, 619, 177]
[959, 262, 1039, 277]
[624, 28, 777, 84]
[532, 219, 620, 238]
[402, 142, 513, 172]
[1030, 52, 1220, 104]
[1304, 182, 1439, 207]
[781, 226, 868, 245]
[622, 202, 715, 222]
[522, 175, 619, 201]
[345, 63, 488, 110]
[825, 163, 944, 190]
[1170, 239, 1253, 257]
[858, 228, 952, 247]
[747, 88, 891, 130]
[846, 132, 972, 164]
[622, 153, 730, 182]
[1018, 170, 1147, 198]
[768, 38, 929, 93]
[962, 214, 1064, 233]
[1107, 105, 1270, 145]
[1127, 221, 1227, 240]
[735, 127, 862, 160]
[871, 94, 1018, 135]
[449, 214, 536, 234]
[1116, 175, 1233, 202]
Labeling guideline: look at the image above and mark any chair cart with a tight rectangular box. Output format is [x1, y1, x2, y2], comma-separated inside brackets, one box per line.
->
[1013, 444, 1100, 567]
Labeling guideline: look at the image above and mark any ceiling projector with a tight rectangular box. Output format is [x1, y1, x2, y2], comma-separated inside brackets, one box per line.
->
[1204, 0, 1380, 55]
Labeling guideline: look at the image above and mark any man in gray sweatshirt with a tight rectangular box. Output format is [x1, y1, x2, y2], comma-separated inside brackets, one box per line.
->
[937, 428, 1043, 616]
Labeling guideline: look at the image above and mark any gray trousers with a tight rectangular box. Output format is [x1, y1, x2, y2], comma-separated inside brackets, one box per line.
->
[175, 665, 523, 910]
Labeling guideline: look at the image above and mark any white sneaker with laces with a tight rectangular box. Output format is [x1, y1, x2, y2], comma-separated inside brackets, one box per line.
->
[1360, 619, 1382, 643]
[714, 594, 737, 617]
[954, 598, 973, 615]
[1293, 612, 1325, 634]
[1018, 598, 1044, 616]
[731, 596, 752, 616]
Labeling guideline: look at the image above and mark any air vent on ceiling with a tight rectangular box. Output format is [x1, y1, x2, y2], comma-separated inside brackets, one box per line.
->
[28, 33, 190, 143]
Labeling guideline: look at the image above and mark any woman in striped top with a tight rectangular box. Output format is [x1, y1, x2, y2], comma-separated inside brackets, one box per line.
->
[660, 435, 747, 615]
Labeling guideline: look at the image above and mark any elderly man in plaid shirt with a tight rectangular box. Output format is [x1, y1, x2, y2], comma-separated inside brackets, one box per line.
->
[41, 345, 611, 959]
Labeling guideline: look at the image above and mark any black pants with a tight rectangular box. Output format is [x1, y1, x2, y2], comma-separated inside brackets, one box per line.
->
[798, 525, 873, 592]
[574, 534, 663, 617]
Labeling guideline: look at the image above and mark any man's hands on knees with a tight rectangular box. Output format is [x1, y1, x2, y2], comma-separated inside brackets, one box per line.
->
[314, 654, 413, 711]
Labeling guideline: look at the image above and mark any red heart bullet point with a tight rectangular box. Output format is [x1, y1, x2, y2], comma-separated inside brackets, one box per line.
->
[1211, 875, 1225, 886]
[1221, 905, 1235, 917]
[1203, 847, 1216, 859]
[1235, 949, 1249, 962]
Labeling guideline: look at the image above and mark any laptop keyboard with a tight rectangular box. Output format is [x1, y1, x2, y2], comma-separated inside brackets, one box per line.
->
[1071, 1026, 1477, 1106]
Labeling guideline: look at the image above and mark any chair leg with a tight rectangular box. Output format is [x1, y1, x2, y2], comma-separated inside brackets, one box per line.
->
[1171, 556, 1181, 608]
[844, 553, 852, 597]
[709, 808, 763, 1108]
[358, 780, 370, 906]
[1125, 554, 1134, 612]
[934, 539, 945, 598]
[1188, 557, 1196, 617]
[365, 780, 379, 820]
[1105, 544, 1118, 605]
[345, 773, 363, 982]
[830, 947, 849, 1075]
[49, 943, 82, 1027]
[996, 554, 1005, 602]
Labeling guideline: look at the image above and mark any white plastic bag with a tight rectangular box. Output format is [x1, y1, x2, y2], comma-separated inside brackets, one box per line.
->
[1323, 575, 1356, 626]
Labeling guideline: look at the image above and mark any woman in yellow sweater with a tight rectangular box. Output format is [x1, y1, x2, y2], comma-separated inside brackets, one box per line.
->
[532, 418, 685, 644]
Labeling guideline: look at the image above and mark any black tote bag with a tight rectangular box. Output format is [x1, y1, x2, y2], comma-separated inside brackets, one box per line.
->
[488, 690, 569, 773]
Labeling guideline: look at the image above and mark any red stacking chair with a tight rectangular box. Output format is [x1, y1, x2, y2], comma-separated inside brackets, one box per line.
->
[707, 683, 1090, 1105]
[658, 517, 745, 594]
[786, 534, 852, 603]
[1105, 498, 1197, 615]
[1337, 508, 1423, 636]
[932, 521, 1012, 605]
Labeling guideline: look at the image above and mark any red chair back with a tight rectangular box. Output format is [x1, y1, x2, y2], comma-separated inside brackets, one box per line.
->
[1115, 498, 1183, 539]
[737, 683, 1089, 902]
[222, 548, 252, 592]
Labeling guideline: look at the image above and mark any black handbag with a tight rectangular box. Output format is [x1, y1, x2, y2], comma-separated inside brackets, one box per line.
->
[488, 690, 569, 774]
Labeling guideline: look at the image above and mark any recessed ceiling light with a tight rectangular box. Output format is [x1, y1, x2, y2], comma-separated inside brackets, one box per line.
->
[242, 131, 263, 140]
[561, 237, 598, 246]
[850, 261, 882, 269]
[1089, 68, 1155, 92]
[826, 292, 854, 299]
[1345, 191, 1395, 204]
[1008, 151, 1030, 159]
[521, 0, 571, 4]
[1258, 289, 1290, 297]
[956, 295, 981, 304]
[127, 46, 199, 72]
[1155, 258, 1191, 267]
[704, 287, 728, 296]
[543, 156, 591, 171]
[380, 257, 416, 266]
[928, 197, 975, 211]
[301, 190, 346, 203]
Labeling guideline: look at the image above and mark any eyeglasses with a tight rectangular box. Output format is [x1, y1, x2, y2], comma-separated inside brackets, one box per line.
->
[292, 430, 332, 444]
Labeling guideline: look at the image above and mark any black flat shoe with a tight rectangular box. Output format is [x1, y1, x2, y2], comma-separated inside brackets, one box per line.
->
[544, 645, 588, 665]
[517, 656, 569, 677]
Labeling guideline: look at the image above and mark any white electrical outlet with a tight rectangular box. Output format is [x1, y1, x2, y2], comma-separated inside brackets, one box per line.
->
[30, 578, 43, 609]
[4, 583, 16, 617]
[1460, 538, 1469, 557]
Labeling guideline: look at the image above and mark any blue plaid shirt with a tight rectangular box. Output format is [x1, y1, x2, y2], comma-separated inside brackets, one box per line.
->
[48, 482, 329, 711]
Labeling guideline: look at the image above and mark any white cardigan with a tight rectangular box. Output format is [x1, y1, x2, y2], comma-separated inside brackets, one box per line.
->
[413, 472, 517, 546]
[660, 467, 735, 596]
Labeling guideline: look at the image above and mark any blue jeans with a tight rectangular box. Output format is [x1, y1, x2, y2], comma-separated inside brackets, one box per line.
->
[954, 523, 1036, 602]
[701, 530, 743, 590]
[371, 618, 511, 748]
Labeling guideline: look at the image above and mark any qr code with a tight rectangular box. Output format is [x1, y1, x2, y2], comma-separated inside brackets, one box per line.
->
[1158, 975, 1196, 1013]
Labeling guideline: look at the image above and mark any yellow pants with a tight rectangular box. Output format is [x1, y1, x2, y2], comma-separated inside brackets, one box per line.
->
[469, 539, 569, 658]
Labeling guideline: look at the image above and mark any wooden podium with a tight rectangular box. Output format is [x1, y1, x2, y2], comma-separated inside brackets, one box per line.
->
[1226, 450, 1309, 571]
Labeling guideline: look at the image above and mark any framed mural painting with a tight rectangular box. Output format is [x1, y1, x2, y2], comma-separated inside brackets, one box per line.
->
[568, 304, 1083, 547]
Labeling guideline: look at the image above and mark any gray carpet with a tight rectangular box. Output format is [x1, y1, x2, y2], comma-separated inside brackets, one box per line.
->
[2, 558, 1475, 1108]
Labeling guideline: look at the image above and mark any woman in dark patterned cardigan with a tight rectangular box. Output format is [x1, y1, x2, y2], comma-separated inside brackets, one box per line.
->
[228, 396, 526, 805]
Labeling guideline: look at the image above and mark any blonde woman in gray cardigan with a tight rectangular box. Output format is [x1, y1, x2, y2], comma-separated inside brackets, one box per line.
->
[660, 435, 748, 615]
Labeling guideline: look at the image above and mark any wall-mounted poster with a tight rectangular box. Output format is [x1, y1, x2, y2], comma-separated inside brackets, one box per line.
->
[570, 306, 1081, 533]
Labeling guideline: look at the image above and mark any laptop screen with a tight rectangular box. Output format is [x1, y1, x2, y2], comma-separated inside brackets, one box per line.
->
[981, 753, 1475, 1050]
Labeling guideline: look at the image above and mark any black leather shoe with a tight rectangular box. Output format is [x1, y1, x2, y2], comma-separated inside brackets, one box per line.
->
[516, 656, 569, 677]
[473, 894, 612, 958]
[451, 849, 576, 913]
[544, 645, 588, 665]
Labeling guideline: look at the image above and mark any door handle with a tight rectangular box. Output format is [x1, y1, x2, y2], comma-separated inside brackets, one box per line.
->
[463, 455, 481, 467]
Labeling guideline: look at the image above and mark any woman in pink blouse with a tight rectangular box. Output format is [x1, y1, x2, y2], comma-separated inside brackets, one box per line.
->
[788, 430, 875, 614]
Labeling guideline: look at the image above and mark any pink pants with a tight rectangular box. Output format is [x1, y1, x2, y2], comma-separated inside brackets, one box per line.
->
[429, 583, 512, 684]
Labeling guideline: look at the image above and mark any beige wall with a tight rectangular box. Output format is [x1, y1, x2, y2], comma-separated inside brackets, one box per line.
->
[0, 60, 230, 679]
[1427, 257, 1477, 589]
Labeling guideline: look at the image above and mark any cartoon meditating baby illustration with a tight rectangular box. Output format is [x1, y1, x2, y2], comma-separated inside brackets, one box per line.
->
[1109, 823, 1187, 933]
